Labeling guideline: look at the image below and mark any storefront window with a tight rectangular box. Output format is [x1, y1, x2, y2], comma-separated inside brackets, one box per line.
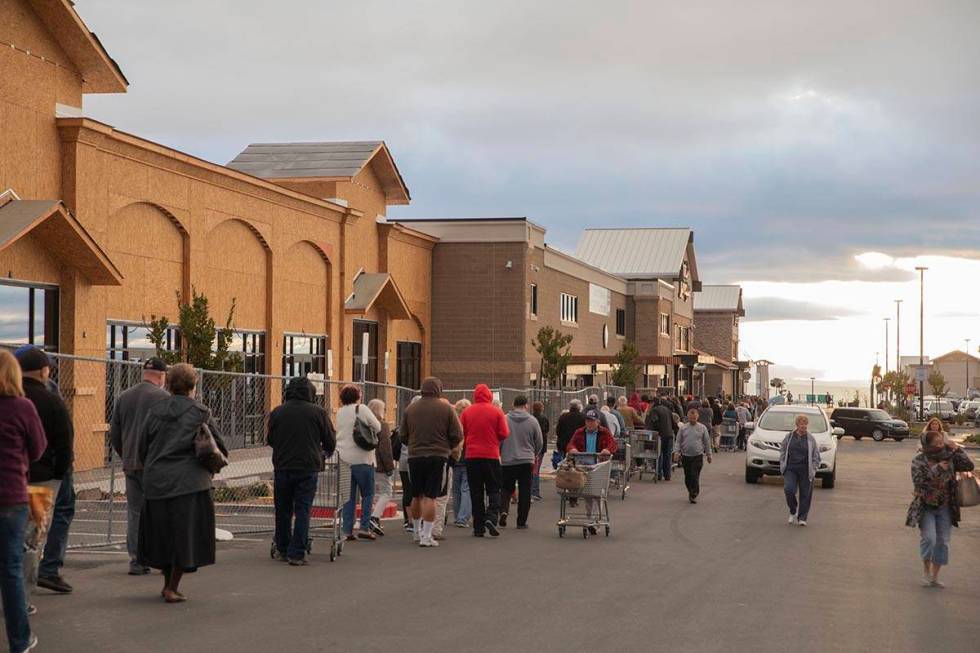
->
[228, 331, 266, 374]
[106, 321, 179, 361]
[0, 281, 59, 351]
[352, 320, 378, 382]
[396, 341, 422, 389]
[282, 334, 327, 377]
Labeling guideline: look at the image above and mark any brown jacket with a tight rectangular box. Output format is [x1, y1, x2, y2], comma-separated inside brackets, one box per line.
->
[374, 422, 394, 474]
[400, 377, 463, 459]
[618, 405, 643, 429]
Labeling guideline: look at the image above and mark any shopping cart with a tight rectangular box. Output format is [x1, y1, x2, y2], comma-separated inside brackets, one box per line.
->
[269, 453, 350, 562]
[557, 453, 612, 539]
[629, 429, 660, 481]
[610, 435, 632, 500]
[719, 418, 738, 452]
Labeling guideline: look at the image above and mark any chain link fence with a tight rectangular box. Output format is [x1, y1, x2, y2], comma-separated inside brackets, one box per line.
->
[3, 345, 630, 549]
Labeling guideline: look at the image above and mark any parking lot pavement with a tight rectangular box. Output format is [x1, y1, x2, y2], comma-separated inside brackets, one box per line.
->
[26, 440, 980, 653]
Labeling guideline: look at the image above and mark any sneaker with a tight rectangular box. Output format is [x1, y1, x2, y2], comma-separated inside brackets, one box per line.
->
[473, 531, 485, 538]
[402, 521, 413, 532]
[369, 517, 385, 537]
[433, 533, 445, 541]
[689, 496, 697, 504]
[419, 537, 439, 548]
[798, 520, 807, 527]
[273, 551, 289, 563]
[412, 529, 421, 543]
[516, 524, 528, 530]
[26, 604, 37, 616]
[287, 558, 308, 566]
[532, 495, 543, 502]
[499, 513, 508, 528]
[485, 520, 500, 537]
[357, 530, 377, 541]
[453, 521, 469, 528]
[22, 634, 38, 651]
[920, 575, 934, 587]
[344, 534, 357, 542]
[930, 578, 945, 588]
[788, 514, 797, 525]
[128, 566, 151, 576]
[37, 575, 73, 593]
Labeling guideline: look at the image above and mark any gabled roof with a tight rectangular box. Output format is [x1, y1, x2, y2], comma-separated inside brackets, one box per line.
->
[932, 350, 980, 364]
[226, 141, 410, 205]
[0, 196, 122, 285]
[28, 0, 128, 93]
[694, 285, 745, 316]
[574, 228, 698, 282]
[344, 272, 411, 320]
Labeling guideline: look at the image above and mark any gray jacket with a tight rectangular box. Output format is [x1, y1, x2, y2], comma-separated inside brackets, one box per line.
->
[673, 422, 712, 457]
[501, 410, 544, 466]
[109, 381, 170, 473]
[779, 431, 822, 481]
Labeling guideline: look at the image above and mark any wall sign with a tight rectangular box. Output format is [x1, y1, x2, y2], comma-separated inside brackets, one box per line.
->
[589, 283, 611, 316]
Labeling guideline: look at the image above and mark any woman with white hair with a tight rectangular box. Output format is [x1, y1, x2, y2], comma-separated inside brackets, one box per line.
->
[451, 399, 473, 527]
[779, 414, 821, 527]
[367, 399, 394, 537]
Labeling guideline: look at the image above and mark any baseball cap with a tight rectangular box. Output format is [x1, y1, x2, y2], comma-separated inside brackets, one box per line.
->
[584, 408, 601, 421]
[14, 346, 50, 372]
[143, 357, 167, 372]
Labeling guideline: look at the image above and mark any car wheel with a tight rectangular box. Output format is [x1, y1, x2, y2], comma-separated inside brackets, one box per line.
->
[822, 469, 836, 489]
[853, 435, 863, 441]
[893, 436, 906, 442]
[745, 468, 761, 484]
[872, 429, 885, 442]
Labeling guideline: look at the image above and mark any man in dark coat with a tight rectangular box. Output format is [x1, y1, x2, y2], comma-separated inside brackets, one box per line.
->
[267, 377, 335, 564]
[555, 400, 586, 463]
[646, 398, 676, 481]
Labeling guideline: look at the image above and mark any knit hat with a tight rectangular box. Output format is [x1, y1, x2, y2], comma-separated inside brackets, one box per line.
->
[15, 346, 50, 373]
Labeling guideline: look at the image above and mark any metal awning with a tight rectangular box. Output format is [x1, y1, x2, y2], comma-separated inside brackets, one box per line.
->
[0, 197, 122, 285]
[344, 272, 411, 319]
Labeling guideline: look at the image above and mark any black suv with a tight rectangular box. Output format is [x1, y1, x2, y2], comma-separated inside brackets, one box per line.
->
[829, 408, 910, 442]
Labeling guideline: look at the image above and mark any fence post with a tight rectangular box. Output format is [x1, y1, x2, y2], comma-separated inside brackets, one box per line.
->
[106, 456, 117, 546]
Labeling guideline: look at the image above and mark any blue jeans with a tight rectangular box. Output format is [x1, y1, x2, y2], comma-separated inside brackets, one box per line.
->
[783, 465, 813, 521]
[452, 465, 472, 524]
[920, 505, 952, 566]
[0, 504, 31, 652]
[658, 437, 673, 480]
[274, 471, 318, 560]
[343, 464, 374, 535]
[40, 468, 76, 577]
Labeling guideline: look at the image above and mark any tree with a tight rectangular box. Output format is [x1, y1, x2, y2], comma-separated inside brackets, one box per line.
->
[770, 377, 785, 391]
[144, 288, 243, 372]
[928, 370, 948, 398]
[610, 341, 642, 389]
[880, 370, 910, 402]
[531, 326, 573, 387]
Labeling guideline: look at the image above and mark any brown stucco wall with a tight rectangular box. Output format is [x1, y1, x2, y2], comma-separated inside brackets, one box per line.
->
[694, 311, 737, 362]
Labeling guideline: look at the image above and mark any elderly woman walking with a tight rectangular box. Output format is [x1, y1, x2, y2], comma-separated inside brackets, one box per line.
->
[367, 399, 394, 537]
[780, 414, 821, 527]
[138, 363, 228, 602]
[907, 429, 975, 588]
[335, 384, 382, 542]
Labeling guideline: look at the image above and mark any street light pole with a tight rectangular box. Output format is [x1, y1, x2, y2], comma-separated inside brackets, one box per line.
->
[895, 299, 902, 375]
[883, 318, 890, 375]
[915, 267, 927, 419]
[810, 376, 815, 405]
[966, 338, 972, 397]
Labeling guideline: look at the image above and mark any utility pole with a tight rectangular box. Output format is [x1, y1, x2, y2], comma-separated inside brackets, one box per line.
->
[915, 267, 927, 419]
[883, 318, 890, 403]
[895, 299, 902, 375]
[967, 338, 972, 398]
[810, 376, 815, 405]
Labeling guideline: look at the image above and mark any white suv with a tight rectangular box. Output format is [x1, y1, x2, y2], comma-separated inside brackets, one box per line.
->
[744, 405, 842, 488]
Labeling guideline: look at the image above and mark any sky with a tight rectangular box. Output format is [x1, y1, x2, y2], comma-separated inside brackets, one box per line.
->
[47, 0, 980, 383]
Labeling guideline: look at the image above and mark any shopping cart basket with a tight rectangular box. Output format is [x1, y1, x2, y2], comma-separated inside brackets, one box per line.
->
[556, 453, 612, 539]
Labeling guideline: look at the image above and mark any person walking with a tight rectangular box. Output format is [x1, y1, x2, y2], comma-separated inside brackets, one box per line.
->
[16, 346, 73, 606]
[400, 378, 463, 547]
[735, 402, 751, 450]
[137, 363, 228, 603]
[460, 384, 509, 538]
[451, 399, 473, 528]
[780, 414, 821, 526]
[673, 408, 712, 503]
[109, 357, 170, 576]
[646, 398, 675, 481]
[267, 377, 335, 565]
[530, 401, 549, 501]
[432, 401, 460, 542]
[587, 394, 610, 430]
[499, 396, 544, 530]
[555, 400, 585, 464]
[618, 396, 643, 428]
[335, 384, 382, 542]
[605, 396, 627, 433]
[906, 429, 975, 588]
[600, 405, 620, 439]
[367, 399, 394, 538]
[0, 350, 46, 652]
[566, 408, 618, 534]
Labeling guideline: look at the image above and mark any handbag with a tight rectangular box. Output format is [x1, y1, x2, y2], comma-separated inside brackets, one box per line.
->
[555, 458, 587, 490]
[956, 472, 980, 508]
[195, 421, 228, 474]
[352, 403, 379, 451]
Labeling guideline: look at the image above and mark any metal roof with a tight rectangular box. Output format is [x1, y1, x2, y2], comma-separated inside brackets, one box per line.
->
[344, 272, 411, 320]
[574, 228, 691, 278]
[694, 285, 743, 313]
[227, 142, 385, 179]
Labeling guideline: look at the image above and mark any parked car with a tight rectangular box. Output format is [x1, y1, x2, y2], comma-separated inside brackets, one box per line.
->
[914, 398, 956, 421]
[745, 405, 841, 488]
[956, 400, 980, 419]
[829, 408, 910, 442]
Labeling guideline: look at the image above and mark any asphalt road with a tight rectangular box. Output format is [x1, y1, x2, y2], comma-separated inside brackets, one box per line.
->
[25, 439, 980, 653]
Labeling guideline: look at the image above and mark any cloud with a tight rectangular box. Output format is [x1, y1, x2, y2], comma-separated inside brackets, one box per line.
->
[742, 297, 864, 322]
[767, 365, 827, 381]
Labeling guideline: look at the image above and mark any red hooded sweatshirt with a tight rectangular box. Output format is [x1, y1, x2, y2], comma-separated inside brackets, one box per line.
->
[460, 384, 509, 460]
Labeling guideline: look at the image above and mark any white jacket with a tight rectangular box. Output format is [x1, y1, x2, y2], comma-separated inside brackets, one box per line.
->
[335, 403, 382, 466]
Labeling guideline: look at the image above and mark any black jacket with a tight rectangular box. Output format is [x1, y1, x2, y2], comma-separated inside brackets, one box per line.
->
[533, 413, 550, 456]
[267, 378, 335, 473]
[139, 395, 229, 500]
[23, 377, 74, 482]
[556, 408, 586, 453]
[647, 404, 673, 440]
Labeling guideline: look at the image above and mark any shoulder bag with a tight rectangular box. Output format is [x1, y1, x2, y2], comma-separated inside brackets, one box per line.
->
[195, 421, 228, 474]
[352, 403, 379, 451]
[956, 472, 980, 508]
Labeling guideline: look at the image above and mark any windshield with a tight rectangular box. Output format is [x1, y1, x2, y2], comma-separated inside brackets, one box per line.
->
[868, 410, 892, 420]
[759, 411, 828, 433]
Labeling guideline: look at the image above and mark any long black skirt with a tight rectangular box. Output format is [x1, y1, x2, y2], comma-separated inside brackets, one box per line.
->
[138, 489, 216, 572]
